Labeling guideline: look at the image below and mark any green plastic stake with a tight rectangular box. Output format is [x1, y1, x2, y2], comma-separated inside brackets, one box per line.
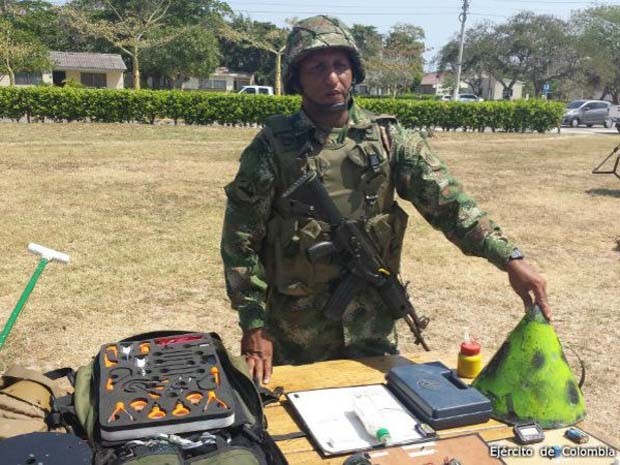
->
[0, 243, 70, 352]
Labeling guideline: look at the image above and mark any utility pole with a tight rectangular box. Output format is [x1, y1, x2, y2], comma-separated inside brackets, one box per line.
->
[453, 0, 470, 101]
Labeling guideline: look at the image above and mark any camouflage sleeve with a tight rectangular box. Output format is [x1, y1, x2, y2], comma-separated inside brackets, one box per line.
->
[390, 124, 516, 270]
[221, 133, 276, 330]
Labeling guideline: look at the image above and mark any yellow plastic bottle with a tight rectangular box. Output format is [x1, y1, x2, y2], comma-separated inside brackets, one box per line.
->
[457, 330, 482, 379]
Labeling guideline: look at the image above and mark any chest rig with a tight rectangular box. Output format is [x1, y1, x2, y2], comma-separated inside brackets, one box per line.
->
[264, 111, 396, 221]
[260, 110, 409, 298]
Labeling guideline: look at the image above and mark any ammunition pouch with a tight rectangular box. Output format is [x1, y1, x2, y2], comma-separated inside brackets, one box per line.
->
[265, 215, 339, 296]
[364, 201, 408, 274]
[266, 202, 408, 297]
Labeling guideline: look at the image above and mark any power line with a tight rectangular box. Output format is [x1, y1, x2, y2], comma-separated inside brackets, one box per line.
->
[489, 0, 617, 3]
[231, 9, 560, 19]
[233, 10, 463, 16]
[229, 1, 455, 8]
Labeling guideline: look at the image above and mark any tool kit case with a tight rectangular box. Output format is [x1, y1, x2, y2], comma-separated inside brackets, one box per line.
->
[97, 333, 236, 441]
[386, 361, 492, 430]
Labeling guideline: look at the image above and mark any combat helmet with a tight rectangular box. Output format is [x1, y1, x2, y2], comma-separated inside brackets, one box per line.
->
[283, 15, 365, 94]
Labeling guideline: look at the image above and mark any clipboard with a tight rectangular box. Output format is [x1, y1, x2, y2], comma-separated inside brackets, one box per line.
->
[286, 384, 427, 456]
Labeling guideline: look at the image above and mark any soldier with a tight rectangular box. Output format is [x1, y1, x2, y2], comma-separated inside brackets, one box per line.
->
[221, 15, 550, 384]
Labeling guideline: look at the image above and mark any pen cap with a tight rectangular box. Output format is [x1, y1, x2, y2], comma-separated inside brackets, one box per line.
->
[376, 427, 390, 444]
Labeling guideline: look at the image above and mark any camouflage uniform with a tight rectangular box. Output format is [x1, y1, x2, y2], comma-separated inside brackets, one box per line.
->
[221, 16, 516, 365]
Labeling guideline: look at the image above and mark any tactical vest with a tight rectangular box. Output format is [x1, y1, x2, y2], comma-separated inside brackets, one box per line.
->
[261, 110, 409, 297]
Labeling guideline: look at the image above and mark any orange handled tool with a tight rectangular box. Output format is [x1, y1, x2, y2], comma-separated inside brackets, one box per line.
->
[105, 377, 114, 391]
[210, 366, 220, 386]
[147, 404, 166, 419]
[186, 392, 204, 405]
[104, 345, 118, 368]
[172, 401, 190, 416]
[204, 390, 228, 411]
[107, 401, 134, 423]
[129, 399, 148, 412]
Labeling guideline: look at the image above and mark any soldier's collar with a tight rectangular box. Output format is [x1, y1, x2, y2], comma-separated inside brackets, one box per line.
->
[295, 98, 371, 143]
[348, 99, 373, 128]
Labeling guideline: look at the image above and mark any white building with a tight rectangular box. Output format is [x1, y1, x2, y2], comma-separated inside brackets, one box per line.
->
[418, 71, 524, 100]
[182, 67, 254, 92]
[0, 51, 126, 89]
[479, 76, 524, 100]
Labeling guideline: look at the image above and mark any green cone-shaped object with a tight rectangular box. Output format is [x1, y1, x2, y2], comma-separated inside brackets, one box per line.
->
[472, 305, 586, 428]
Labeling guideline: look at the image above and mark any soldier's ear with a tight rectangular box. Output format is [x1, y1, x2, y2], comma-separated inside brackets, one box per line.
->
[294, 80, 303, 94]
[290, 69, 303, 95]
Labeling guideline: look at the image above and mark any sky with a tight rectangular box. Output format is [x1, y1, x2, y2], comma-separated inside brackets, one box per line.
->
[225, 0, 618, 69]
[50, 0, 619, 71]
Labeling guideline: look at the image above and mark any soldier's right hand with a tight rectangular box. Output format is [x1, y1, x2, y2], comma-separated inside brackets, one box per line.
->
[241, 328, 273, 385]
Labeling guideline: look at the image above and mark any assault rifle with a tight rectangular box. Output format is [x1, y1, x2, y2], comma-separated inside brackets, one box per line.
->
[281, 170, 431, 351]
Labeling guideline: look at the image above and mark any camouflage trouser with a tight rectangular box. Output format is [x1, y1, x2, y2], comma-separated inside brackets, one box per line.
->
[264, 287, 399, 365]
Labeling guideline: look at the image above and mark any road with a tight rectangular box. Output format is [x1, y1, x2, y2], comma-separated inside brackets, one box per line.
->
[557, 126, 620, 135]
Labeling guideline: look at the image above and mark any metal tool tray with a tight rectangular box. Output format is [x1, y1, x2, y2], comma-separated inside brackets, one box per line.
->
[386, 361, 492, 430]
[97, 332, 235, 441]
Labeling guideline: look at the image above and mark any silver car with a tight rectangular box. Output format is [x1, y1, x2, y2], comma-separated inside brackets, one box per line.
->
[458, 93, 484, 102]
[563, 100, 612, 128]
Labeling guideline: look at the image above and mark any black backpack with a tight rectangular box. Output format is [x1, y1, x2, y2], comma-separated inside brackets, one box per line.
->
[67, 331, 288, 465]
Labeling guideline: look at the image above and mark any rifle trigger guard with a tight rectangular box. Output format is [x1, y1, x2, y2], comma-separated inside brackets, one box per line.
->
[418, 315, 430, 330]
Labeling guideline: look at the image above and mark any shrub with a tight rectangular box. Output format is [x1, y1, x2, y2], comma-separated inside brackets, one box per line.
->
[0, 87, 564, 132]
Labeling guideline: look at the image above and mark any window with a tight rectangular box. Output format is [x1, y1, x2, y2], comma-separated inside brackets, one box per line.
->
[200, 79, 227, 90]
[259, 88, 269, 94]
[80, 72, 107, 88]
[15, 72, 43, 85]
[567, 100, 585, 109]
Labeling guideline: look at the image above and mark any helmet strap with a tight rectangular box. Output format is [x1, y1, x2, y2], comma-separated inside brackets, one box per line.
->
[302, 89, 352, 113]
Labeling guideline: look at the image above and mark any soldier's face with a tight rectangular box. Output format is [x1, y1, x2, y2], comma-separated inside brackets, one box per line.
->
[298, 49, 353, 106]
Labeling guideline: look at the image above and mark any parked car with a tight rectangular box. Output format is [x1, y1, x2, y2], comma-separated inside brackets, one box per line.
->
[562, 100, 612, 128]
[458, 93, 484, 102]
[439, 93, 484, 102]
[238, 85, 274, 95]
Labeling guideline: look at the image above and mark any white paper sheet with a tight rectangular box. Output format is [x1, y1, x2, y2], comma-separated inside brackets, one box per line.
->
[287, 384, 425, 455]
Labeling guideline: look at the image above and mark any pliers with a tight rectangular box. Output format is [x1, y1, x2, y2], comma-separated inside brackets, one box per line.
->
[204, 390, 228, 411]
[107, 401, 134, 423]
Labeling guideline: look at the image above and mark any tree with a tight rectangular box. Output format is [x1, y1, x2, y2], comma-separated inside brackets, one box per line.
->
[365, 23, 425, 96]
[63, 0, 174, 89]
[0, 17, 50, 85]
[573, 5, 620, 103]
[1, 1, 57, 40]
[351, 24, 382, 59]
[219, 15, 287, 95]
[141, 25, 219, 88]
[164, 0, 231, 27]
[489, 12, 580, 97]
[435, 23, 496, 96]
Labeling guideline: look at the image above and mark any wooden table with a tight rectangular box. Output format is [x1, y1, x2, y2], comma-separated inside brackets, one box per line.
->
[264, 351, 514, 465]
[263, 351, 619, 465]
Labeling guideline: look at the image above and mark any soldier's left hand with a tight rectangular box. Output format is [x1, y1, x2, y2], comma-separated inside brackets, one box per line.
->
[506, 259, 552, 320]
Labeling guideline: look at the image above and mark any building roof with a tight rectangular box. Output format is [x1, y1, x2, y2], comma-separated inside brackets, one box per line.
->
[420, 72, 447, 86]
[211, 67, 253, 79]
[49, 51, 127, 71]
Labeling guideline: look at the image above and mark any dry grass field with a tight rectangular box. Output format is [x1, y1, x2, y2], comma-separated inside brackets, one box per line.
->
[0, 122, 618, 440]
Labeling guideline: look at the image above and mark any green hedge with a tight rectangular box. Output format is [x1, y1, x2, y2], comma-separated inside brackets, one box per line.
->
[358, 93, 438, 101]
[0, 87, 564, 132]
